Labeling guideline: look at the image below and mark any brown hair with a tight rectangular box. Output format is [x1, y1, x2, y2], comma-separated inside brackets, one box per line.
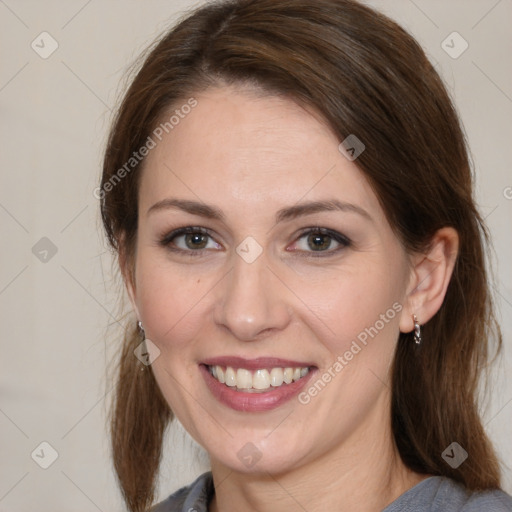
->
[101, 0, 503, 510]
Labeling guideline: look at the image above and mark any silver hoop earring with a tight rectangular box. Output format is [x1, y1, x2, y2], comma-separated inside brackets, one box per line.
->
[137, 320, 145, 339]
[413, 314, 422, 345]
[137, 321, 147, 371]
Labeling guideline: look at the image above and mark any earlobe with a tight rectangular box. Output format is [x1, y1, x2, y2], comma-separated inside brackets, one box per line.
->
[118, 242, 140, 320]
[400, 227, 459, 334]
[125, 276, 140, 319]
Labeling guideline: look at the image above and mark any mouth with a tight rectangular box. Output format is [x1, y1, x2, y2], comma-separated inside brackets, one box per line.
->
[207, 364, 311, 392]
[200, 357, 316, 412]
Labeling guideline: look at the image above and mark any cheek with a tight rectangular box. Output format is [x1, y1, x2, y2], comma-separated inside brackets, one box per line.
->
[133, 253, 216, 426]
[291, 258, 405, 360]
[291, 266, 405, 438]
[134, 251, 216, 353]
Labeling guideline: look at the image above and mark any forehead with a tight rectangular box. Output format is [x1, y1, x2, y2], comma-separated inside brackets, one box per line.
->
[139, 86, 380, 220]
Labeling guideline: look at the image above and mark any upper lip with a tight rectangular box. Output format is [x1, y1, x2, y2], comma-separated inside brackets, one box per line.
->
[201, 356, 314, 370]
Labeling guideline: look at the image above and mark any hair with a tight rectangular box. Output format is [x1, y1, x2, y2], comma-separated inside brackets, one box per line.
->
[100, 0, 503, 510]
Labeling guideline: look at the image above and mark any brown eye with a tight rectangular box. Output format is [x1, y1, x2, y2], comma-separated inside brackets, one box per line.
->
[184, 232, 209, 250]
[288, 228, 351, 256]
[160, 227, 222, 253]
[307, 232, 334, 251]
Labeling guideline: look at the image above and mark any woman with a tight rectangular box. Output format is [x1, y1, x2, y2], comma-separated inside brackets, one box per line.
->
[100, 0, 512, 510]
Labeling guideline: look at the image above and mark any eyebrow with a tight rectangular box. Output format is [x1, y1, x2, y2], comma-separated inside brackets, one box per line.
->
[146, 198, 372, 223]
[147, 199, 225, 220]
[275, 199, 372, 223]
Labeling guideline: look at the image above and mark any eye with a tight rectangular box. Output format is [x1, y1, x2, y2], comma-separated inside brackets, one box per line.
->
[159, 227, 222, 253]
[288, 228, 351, 256]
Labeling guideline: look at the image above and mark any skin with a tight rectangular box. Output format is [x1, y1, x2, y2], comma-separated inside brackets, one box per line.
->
[125, 86, 459, 512]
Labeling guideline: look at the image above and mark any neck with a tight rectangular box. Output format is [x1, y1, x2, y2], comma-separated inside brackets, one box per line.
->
[208, 404, 426, 512]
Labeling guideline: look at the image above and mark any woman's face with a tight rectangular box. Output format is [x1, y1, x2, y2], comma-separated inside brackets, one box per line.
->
[129, 86, 413, 474]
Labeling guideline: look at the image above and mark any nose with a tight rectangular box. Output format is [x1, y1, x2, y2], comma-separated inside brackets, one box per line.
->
[213, 252, 291, 341]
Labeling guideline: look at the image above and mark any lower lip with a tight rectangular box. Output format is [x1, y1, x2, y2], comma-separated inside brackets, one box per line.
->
[200, 365, 315, 412]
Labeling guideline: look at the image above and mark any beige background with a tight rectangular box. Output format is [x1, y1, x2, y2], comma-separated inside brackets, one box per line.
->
[0, 1, 511, 510]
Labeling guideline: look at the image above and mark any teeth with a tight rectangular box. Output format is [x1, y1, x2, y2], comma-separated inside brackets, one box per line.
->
[236, 368, 252, 389]
[270, 368, 284, 387]
[253, 369, 270, 390]
[283, 367, 294, 384]
[209, 365, 310, 391]
[225, 367, 236, 387]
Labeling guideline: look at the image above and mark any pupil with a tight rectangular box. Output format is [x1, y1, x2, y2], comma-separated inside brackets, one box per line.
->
[308, 233, 331, 251]
[186, 233, 207, 249]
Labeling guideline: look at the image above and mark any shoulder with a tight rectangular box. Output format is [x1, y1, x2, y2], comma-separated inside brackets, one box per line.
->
[384, 476, 512, 512]
[151, 472, 512, 511]
[460, 491, 512, 511]
[150, 472, 214, 512]
[433, 477, 512, 511]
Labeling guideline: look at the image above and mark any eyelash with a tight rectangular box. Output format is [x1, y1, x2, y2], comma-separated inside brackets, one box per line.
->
[158, 226, 351, 258]
[291, 227, 351, 257]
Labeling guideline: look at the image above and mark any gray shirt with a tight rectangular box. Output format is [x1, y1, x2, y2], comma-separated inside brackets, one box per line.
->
[151, 472, 512, 511]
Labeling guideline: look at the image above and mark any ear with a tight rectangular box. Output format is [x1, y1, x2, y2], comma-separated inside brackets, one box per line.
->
[399, 227, 459, 334]
[118, 235, 141, 320]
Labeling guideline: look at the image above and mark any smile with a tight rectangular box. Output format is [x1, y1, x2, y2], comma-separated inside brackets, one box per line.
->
[208, 365, 311, 392]
[200, 357, 316, 412]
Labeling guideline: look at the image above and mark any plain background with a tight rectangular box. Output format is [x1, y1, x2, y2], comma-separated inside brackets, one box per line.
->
[0, 1, 511, 510]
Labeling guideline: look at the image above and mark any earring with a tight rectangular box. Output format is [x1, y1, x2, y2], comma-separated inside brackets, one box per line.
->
[138, 320, 145, 339]
[137, 321, 147, 371]
[413, 314, 422, 345]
